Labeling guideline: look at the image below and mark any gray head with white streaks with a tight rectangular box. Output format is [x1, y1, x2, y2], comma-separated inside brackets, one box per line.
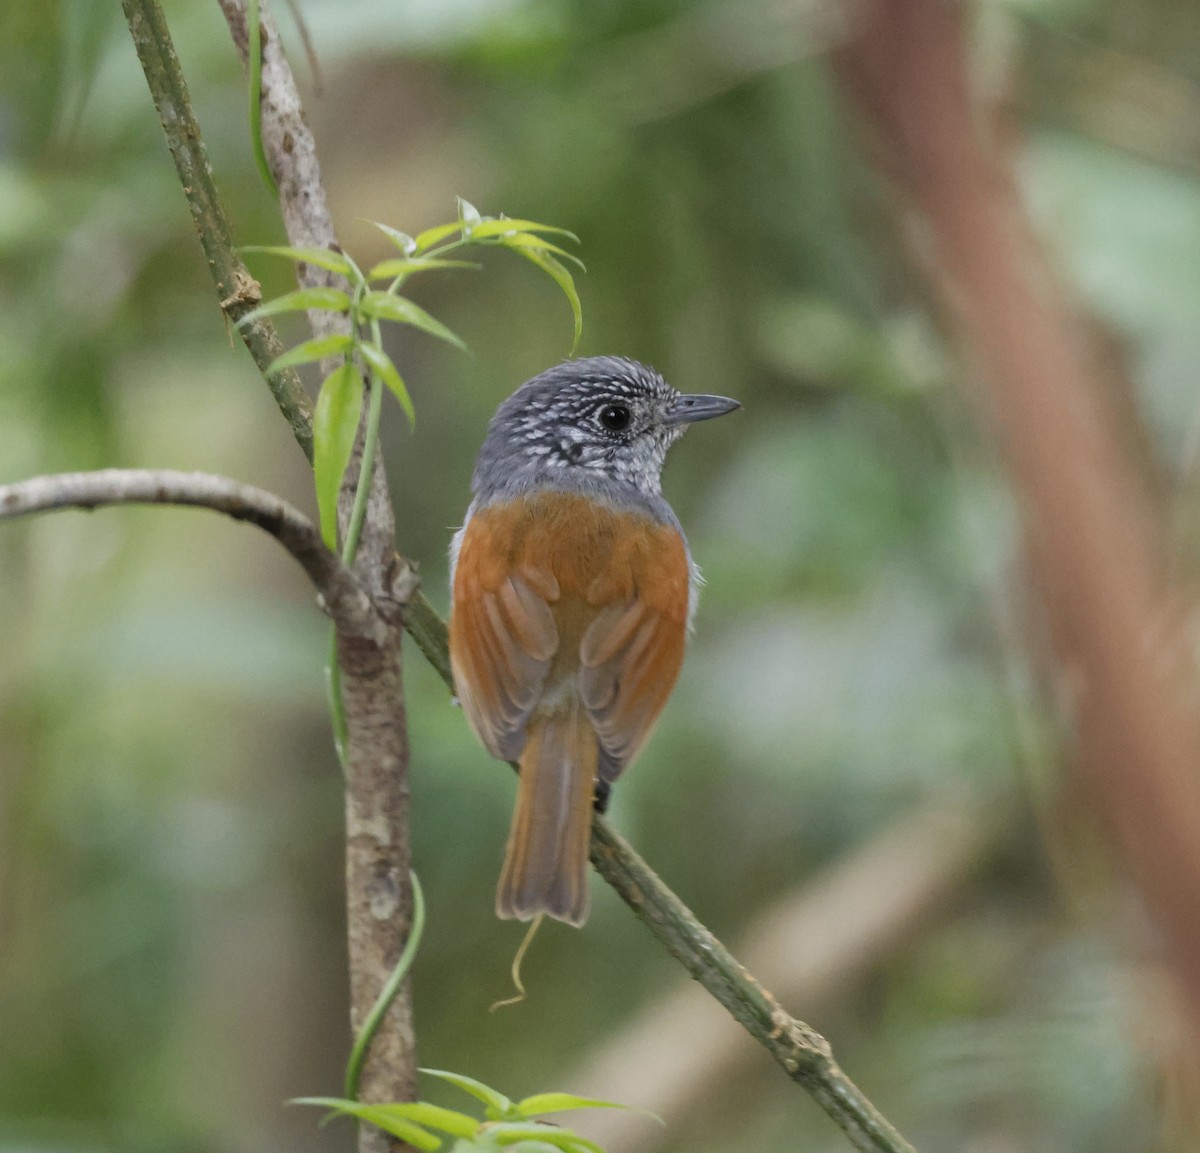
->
[470, 356, 739, 506]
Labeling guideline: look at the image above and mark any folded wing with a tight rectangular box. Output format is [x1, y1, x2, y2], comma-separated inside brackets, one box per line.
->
[579, 596, 687, 782]
[451, 560, 559, 761]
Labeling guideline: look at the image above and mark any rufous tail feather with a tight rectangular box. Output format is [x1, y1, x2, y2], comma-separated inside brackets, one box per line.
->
[496, 702, 597, 926]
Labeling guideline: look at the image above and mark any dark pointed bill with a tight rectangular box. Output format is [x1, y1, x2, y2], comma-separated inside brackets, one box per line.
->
[664, 393, 741, 426]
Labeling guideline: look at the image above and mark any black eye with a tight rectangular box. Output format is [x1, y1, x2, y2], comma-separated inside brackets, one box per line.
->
[599, 404, 631, 432]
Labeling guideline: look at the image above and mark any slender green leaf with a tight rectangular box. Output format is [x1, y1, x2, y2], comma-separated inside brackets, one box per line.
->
[240, 244, 355, 277]
[458, 197, 482, 227]
[468, 219, 579, 244]
[370, 220, 418, 256]
[515, 1094, 654, 1121]
[367, 257, 481, 281]
[267, 333, 354, 374]
[483, 1122, 604, 1152]
[452, 1139, 504, 1153]
[359, 343, 416, 428]
[312, 363, 361, 549]
[557, 1140, 609, 1153]
[359, 293, 467, 351]
[237, 287, 351, 327]
[508, 246, 582, 353]
[499, 232, 586, 271]
[420, 1070, 513, 1119]
[367, 1103, 481, 1139]
[293, 1098, 441, 1150]
[414, 221, 464, 252]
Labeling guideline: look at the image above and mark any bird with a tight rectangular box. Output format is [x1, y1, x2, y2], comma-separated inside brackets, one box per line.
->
[449, 356, 739, 926]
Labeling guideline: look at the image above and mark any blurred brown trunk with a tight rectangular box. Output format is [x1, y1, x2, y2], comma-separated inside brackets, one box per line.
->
[836, 0, 1200, 1060]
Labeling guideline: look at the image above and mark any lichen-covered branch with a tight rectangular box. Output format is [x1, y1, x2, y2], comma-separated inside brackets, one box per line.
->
[123, 3, 416, 1145]
[217, 0, 416, 1136]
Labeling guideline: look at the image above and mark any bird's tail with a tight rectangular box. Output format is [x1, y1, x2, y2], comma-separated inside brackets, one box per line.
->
[496, 701, 597, 926]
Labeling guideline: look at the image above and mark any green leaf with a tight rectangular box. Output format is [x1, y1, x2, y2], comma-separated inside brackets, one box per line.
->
[467, 219, 579, 244]
[312, 363, 361, 549]
[499, 231, 586, 272]
[507, 245, 582, 353]
[367, 257, 481, 282]
[557, 1141, 609, 1153]
[370, 220, 418, 256]
[482, 1122, 605, 1152]
[514, 1094, 655, 1121]
[237, 287, 352, 327]
[372, 1103, 481, 1139]
[240, 244, 355, 277]
[293, 1098, 442, 1151]
[414, 221, 464, 252]
[359, 343, 416, 428]
[266, 333, 354, 374]
[359, 293, 467, 352]
[420, 1070, 513, 1119]
[458, 197, 482, 227]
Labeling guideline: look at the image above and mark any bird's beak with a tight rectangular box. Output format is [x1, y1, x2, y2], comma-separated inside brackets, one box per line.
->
[663, 393, 741, 426]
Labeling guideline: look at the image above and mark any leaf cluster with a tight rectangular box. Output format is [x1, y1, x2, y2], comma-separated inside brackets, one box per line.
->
[298, 1068, 656, 1153]
[239, 200, 583, 548]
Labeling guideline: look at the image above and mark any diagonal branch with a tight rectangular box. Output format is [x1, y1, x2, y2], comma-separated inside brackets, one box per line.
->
[575, 796, 1002, 1153]
[407, 604, 917, 1153]
[0, 469, 382, 642]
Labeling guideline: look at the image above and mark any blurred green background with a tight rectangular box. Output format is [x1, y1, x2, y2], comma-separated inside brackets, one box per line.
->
[3, 0, 1200, 1151]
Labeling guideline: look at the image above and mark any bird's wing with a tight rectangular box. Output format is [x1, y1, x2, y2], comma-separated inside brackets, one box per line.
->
[450, 516, 559, 761]
[578, 529, 690, 782]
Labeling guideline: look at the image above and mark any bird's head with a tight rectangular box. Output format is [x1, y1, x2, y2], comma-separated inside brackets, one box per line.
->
[472, 356, 740, 500]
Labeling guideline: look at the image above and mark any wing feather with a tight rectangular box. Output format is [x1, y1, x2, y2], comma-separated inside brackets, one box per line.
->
[580, 601, 686, 781]
[451, 557, 559, 760]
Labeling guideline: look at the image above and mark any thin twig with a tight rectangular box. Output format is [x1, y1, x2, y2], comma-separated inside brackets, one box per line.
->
[0, 469, 381, 642]
[120, 0, 314, 460]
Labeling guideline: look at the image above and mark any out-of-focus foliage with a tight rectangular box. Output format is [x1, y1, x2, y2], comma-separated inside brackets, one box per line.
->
[1, 1, 1198, 1151]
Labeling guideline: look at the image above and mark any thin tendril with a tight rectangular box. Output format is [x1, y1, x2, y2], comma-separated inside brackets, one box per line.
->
[489, 915, 544, 1012]
[344, 871, 426, 1100]
[246, 0, 277, 196]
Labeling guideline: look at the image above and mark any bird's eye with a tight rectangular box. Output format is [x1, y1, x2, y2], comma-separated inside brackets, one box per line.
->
[599, 404, 631, 432]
